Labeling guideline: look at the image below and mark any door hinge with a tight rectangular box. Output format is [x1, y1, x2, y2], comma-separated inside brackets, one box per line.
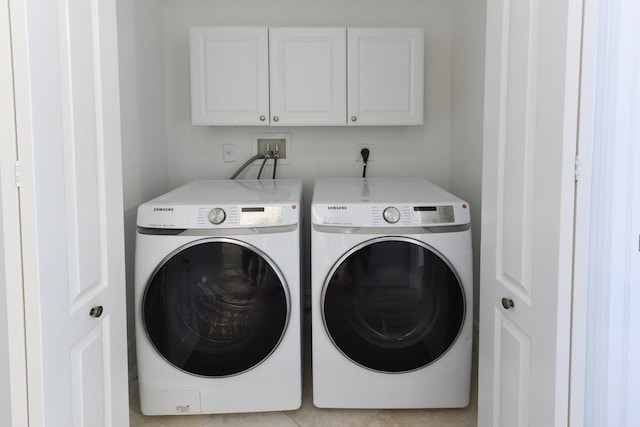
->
[14, 160, 20, 187]
[574, 154, 581, 181]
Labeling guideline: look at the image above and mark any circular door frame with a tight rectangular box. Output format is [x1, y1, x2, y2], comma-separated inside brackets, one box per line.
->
[320, 235, 466, 373]
[142, 236, 291, 378]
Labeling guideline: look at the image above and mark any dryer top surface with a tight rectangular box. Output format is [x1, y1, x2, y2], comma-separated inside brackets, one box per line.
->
[312, 177, 465, 205]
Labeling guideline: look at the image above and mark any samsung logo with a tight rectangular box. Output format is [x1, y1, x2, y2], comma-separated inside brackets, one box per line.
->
[327, 206, 348, 210]
[153, 207, 174, 212]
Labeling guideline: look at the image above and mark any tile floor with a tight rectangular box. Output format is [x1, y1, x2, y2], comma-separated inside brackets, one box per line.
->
[130, 317, 478, 427]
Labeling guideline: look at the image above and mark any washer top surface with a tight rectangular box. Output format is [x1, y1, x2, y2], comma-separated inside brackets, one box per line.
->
[138, 179, 302, 229]
[145, 179, 302, 205]
[312, 177, 470, 227]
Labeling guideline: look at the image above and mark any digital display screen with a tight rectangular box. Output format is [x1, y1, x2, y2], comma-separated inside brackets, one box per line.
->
[412, 205, 455, 224]
[239, 206, 282, 225]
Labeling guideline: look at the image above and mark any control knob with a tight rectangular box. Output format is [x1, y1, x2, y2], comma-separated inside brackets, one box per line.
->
[383, 206, 400, 224]
[208, 207, 226, 225]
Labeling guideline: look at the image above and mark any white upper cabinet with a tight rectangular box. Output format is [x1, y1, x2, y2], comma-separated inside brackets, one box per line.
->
[189, 26, 424, 126]
[347, 28, 424, 126]
[190, 27, 269, 125]
[269, 27, 347, 126]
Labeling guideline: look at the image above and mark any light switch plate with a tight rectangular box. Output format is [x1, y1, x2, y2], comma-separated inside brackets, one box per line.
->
[223, 144, 236, 162]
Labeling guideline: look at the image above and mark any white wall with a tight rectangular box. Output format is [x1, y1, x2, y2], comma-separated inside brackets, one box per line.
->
[450, 0, 486, 332]
[117, 0, 170, 375]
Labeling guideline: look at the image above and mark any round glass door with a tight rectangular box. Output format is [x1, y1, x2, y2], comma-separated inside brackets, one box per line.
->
[142, 238, 289, 377]
[322, 237, 465, 373]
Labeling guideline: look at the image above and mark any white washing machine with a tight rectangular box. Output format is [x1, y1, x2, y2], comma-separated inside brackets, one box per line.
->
[135, 179, 303, 415]
[311, 177, 473, 409]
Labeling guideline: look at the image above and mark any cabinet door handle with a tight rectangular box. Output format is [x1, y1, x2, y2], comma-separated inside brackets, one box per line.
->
[351, 116, 357, 122]
[259, 115, 266, 122]
[273, 116, 279, 122]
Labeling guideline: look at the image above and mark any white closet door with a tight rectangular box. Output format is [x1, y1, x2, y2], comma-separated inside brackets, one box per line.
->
[478, 0, 583, 425]
[0, 0, 27, 424]
[269, 27, 346, 126]
[11, 0, 129, 425]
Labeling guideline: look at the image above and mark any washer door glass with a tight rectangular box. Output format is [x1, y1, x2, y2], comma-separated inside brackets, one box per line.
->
[143, 238, 289, 377]
[322, 237, 465, 373]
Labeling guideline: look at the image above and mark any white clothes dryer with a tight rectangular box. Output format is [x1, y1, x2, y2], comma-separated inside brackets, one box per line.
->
[311, 177, 473, 408]
[135, 179, 303, 415]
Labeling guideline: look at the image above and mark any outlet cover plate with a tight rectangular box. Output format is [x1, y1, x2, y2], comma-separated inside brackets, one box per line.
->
[355, 144, 375, 162]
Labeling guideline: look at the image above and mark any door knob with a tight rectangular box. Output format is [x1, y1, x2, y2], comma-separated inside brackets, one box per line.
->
[89, 305, 104, 318]
[501, 298, 515, 309]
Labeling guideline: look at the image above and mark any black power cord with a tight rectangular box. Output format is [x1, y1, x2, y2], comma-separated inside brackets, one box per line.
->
[361, 148, 370, 178]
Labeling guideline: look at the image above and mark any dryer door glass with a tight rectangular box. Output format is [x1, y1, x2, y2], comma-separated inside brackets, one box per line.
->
[142, 238, 289, 377]
[322, 237, 465, 372]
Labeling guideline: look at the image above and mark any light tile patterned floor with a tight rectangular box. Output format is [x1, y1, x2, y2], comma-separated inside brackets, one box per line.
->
[130, 319, 478, 427]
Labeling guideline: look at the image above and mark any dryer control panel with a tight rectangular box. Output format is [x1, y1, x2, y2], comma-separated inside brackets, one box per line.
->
[312, 203, 469, 228]
[412, 205, 456, 224]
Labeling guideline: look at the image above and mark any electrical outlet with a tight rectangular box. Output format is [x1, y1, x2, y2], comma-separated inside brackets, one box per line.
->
[355, 144, 375, 162]
[223, 144, 236, 162]
[252, 133, 291, 164]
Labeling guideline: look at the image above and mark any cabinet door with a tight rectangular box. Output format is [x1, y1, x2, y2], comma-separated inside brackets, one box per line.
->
[269, 27, 346, 126]
[190, 27, 269, 125]
[348, 28, 424, 126]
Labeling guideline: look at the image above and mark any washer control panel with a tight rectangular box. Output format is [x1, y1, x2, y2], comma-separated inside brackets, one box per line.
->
[208, 207, 226, 224]
[138, 204, 295, 229]
[199, 206, 283, 227]
[383, 207, 401, 223]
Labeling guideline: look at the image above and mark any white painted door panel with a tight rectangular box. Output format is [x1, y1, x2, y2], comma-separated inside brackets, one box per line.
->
[269, 27, 346, 126]
[0, 0, 28, 424]
[478, 0, 583, 425]
[11, 0, 129, 425]
[347, 27, 423, 125]
[190, 27, 269, 125]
